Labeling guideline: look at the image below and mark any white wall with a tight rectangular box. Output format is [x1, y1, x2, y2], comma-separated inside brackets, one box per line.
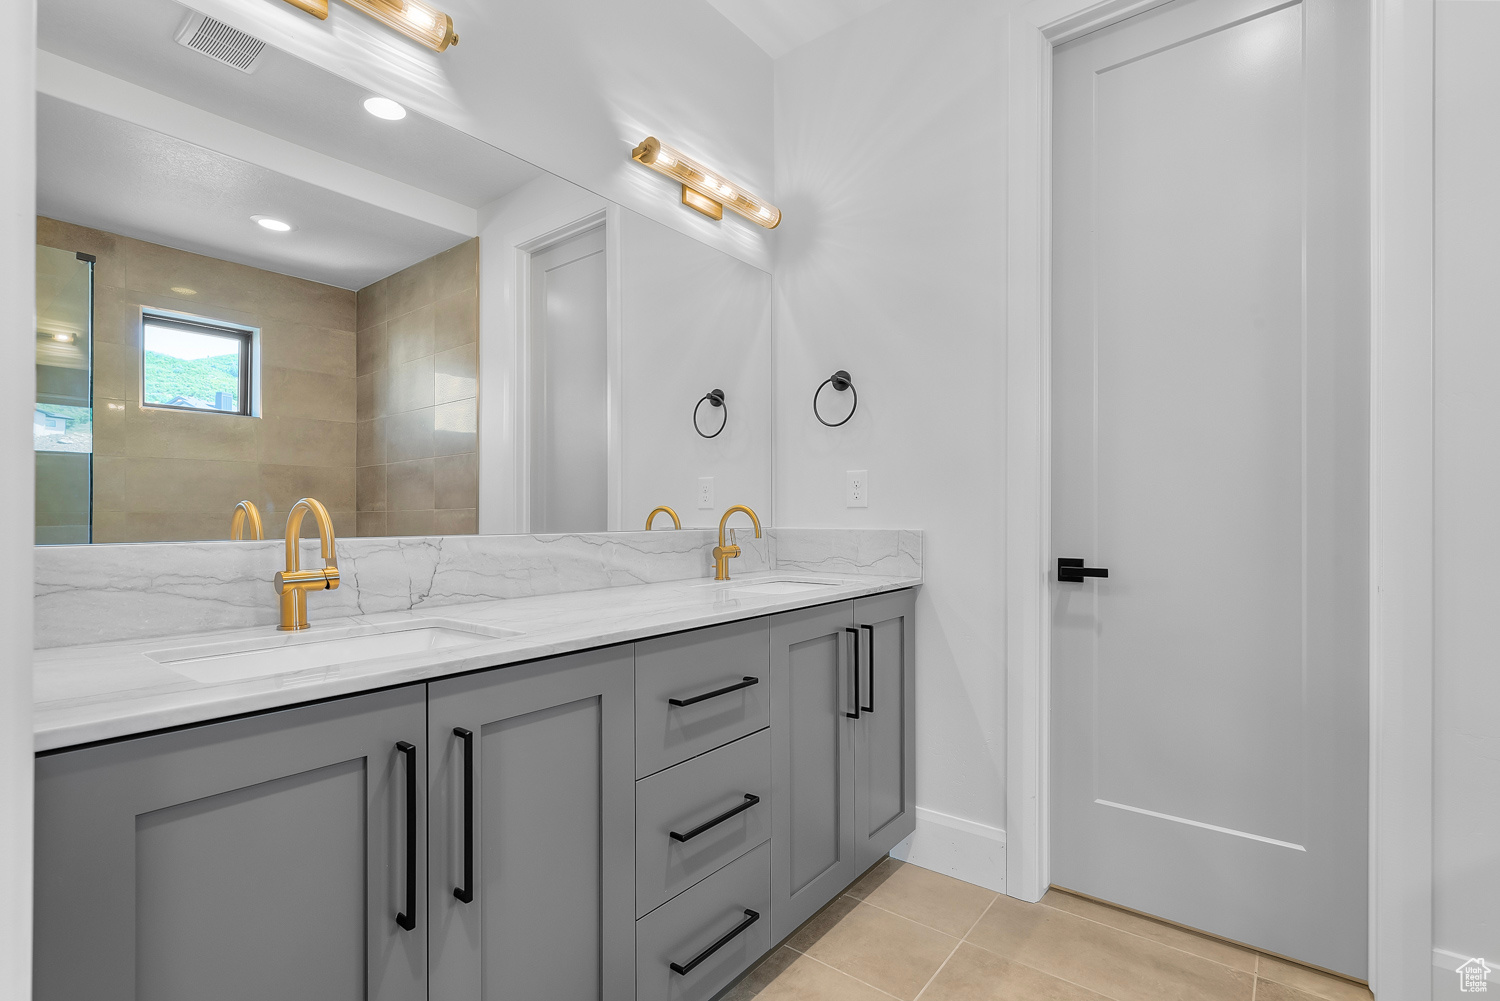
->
[773, 0, 1009, 887]
[0, 0, 36, 993]
[618, 208, 772, 530]
[180, 0, 776, 272]
[1433, 0, 1500, 981]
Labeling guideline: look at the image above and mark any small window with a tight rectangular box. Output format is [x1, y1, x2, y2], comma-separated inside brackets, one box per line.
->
[142, 314, 253, 416]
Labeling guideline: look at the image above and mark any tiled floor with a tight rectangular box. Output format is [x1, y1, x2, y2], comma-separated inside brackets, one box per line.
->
[725, 859, 1374, 1001]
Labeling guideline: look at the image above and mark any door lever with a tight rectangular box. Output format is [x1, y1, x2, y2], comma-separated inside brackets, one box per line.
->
[1058, 558, 1109, 583]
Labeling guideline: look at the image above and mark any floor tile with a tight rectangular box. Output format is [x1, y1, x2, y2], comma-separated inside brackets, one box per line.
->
[1257, 956, 1374, 1001]
[1041, 889, 1256, 972]
[790, 897, 958, 1000]
[968, 898, 1254, 1001]
[724, 947, 897, 1001]
[917, 943, 1111, 1001]
[1256, 980, 1339, 1001]
[851, 861, 998, 937]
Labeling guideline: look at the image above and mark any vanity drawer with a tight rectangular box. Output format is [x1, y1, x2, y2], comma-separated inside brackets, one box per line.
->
[636, 728, 771, 917]
[637, 841, 771, 1001]
[635, 618, 770, 777]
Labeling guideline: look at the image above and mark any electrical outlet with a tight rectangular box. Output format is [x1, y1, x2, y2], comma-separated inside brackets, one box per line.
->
[846, 470, 869, 508]
[698, 477, 715, 510]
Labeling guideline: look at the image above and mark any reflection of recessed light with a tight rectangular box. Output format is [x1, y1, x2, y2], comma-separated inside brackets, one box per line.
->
[363, 96, 407, 120]
[171, 286, 197, 295]
[252, 215, 293, 232]
[52, 333, 72, 343]
[107, 403, 124, 410]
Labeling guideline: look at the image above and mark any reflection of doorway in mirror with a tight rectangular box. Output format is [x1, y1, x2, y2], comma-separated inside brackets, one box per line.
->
[34, 244, 94, 545]
[527, 225, 608, 534]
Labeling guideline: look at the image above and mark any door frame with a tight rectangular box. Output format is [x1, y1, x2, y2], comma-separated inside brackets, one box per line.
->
[512, 208, 624, 533]
[1001, 0, 1435, 995]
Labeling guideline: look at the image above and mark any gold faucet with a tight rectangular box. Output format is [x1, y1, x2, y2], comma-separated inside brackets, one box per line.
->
[273, 497, 340, 631]
[713, 505, 761, 581]
[645, 506, 681, 530]
[230, 500, 264, 541]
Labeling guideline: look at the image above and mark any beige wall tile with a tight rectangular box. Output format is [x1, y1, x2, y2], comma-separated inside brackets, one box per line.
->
[388, 458, 434, 512]
[356, 279, 388, 329]
[356, 511, 387, 537]
[357, 321, 387, 376]
[387, 355, 436, 414]
[387, 408, 435, 464]
[257, 416, 356, 467]
[356, 372, 377, 422]
[91, 286, 140, 346]
[262, 366, 357, 424]
[386, 258, 437, 319]
[92, 400, 128, 456]
[431, 239, 478, 300]
[432, 508, 477, 534]
[388, 509, 436, 536]
[388, 302, 435, 367]
[261, 321, 356, 379]
[433, 290, 478, 352]
[108, 511, 239, 543]
[434, 343, 477, 405]
[35, 453, 92, 526]
[357, 464, 387, 513]
[124, 457, 261, 514]
[356, 418, 386, 467]
[92, 342, 137, 402]
[125, 407, 261, 462]
[92, 456, 127, 510]
[433, 452, 478, 510]
[259, 463, 357, 516]
[37, 217, 125, 287]
[433, 398, 477, 456]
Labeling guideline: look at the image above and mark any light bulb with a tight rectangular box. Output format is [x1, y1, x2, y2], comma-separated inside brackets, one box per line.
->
[253, 216, 293, 232]
[363, 97, 407, 121]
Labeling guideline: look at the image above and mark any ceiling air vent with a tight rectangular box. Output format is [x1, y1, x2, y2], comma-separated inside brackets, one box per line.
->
[174, 12, 267, 73]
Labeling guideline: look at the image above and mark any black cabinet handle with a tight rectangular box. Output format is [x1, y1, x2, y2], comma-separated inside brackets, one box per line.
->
[669, 908, 761, 976]
[860, 623, 875, 714]
[845, 628, 861, 719]
[1058, 557, 1110, 583]
[395, 740, 418, 931]
[453, 728, 474, 904]
[668, 676, 759, 707]
[669, 793, 760, 843]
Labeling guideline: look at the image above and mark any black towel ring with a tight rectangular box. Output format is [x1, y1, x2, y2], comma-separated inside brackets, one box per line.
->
[694, 389, 727, 438]
[813, 370, 857, 428]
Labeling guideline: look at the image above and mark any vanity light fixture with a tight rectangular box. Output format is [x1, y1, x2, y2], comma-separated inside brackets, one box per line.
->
[280, 0, 459, 52]
[631, 137, 781, 229]
[253, 216, 293, 232]
[363, 96, 407, 120]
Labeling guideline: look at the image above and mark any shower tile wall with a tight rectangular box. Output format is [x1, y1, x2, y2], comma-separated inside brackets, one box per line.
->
[37, 217, 358, 543]
[355, 239, 479, 537]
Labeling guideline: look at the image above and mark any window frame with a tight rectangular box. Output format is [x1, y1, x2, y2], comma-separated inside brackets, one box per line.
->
[139, 312, 255, 417]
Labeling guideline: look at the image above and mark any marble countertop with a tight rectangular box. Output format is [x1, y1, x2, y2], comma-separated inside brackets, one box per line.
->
[34, 571, 920, 752]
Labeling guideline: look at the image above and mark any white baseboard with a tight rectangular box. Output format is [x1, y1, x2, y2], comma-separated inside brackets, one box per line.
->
[888, 806, 1007, 893]
[1433, 946, 1497, 984]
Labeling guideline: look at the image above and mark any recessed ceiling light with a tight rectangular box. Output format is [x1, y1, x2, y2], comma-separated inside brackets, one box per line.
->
[170, 286, 198, 296]
[252, 215, 293, 232]
[363, 97, 407, 121]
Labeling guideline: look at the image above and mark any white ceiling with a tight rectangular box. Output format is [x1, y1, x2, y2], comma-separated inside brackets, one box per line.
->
[705, 0, 898, 58]
[35, 0, 549, 288]
[38, 95, 476, 290]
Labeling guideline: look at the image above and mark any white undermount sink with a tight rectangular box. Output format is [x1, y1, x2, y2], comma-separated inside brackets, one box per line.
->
[147, 621, 518, 684]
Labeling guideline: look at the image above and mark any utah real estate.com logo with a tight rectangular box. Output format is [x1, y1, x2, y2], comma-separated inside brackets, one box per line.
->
[1458, 957, 1493, 993]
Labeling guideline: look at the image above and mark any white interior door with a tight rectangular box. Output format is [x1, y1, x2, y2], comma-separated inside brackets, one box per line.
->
[1050, 0, 1369, 976]
[529, 226, 607, 534]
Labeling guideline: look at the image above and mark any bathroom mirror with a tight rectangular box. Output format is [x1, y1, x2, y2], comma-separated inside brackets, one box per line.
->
[33, 0, 772, 545]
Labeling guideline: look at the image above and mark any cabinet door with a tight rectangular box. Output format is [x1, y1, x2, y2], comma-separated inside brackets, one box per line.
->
[769, 601, 857, 940]
[854, 588, 918, 871]
[34, 686, 427, 1001]
[428, 645, 635, 1001]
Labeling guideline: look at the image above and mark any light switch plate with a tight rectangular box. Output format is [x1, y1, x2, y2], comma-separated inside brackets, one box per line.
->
[846, 470, 869, 508]
[698, 477, 715, 509]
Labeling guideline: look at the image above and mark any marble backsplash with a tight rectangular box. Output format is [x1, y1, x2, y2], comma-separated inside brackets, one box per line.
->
[34, 529, 921, 648]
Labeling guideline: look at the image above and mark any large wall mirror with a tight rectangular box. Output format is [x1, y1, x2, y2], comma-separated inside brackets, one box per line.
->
[33, 0, 773, 545]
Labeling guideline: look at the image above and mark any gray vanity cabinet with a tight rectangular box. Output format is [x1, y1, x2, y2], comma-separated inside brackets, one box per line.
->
[853, 589, 918, 871]
[426, 645, 636, 1001]
[33, 685, 427, 1001]
[768, 602, 859, 940]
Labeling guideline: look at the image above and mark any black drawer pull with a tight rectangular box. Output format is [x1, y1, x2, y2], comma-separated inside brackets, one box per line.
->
[669, 908, 761, 976]
[453, 728, 474, 904]
[845, 628, 860, 719]
[668, 676, 759, 707]
[395, 740, 418, 931]
[860, 623, 875, 714]
[669, 793, 760, 843]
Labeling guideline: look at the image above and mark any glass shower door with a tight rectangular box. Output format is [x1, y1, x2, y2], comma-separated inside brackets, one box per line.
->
[34, 245, 95, 545]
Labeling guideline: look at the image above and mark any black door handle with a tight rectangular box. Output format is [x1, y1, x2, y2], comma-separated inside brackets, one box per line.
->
[395, 740, 418, 931]
[859, 623, 875, 714]
[1058, 558, 1109, 583]
[670, 793, 760, 842]
[453, 728, 474, 904]
[844, 628, 860, 719]
[669, 908, 760, 975]
[668, 676, 759, 707]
